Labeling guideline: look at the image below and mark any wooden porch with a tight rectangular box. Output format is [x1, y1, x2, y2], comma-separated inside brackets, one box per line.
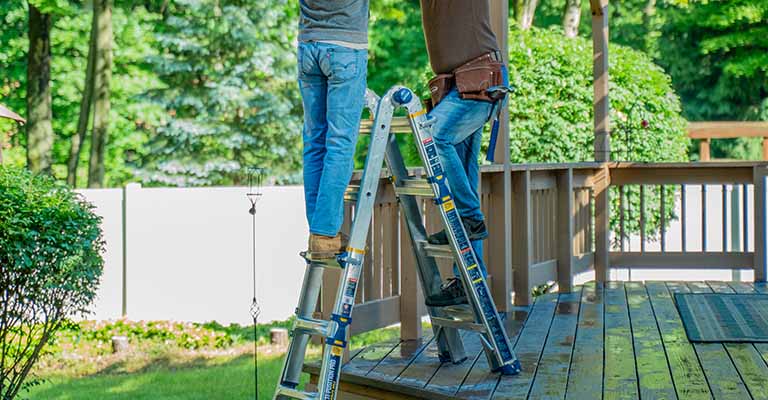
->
[308, 281, 768, 399]
[305, 161, 768, 398]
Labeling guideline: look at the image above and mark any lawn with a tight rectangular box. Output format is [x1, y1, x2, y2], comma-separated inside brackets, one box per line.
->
[22, 320, 410, 399]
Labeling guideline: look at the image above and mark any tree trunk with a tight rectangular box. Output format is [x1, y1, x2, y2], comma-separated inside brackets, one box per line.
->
[562, 0, 582, 38]
[26, 4, 54, 173]
[88, 0, 113, 188]
[67, 13, 97, 187]
[642, 0, 658, 54]
[518, 0, 540, 30]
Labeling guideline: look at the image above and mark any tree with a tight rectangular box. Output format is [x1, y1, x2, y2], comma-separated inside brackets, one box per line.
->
[562, 0, 582, 38]
[25, 2, 54, 173]
[514, 0, 541, 30]
[87, 0, 113, 188]
[138, 0, 301, 186]
[659, 0, 768, 159]
[66, 11, 97, 187]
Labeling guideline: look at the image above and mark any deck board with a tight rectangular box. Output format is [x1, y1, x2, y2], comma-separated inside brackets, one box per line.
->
[603, 282, 639, 400]
[625, 282, 677, 400]
[492, 293, 559, 399]
[670, 282, 749, 399]
[564, 281, 604, 400]
[527, 290, 581, 400]
[366, 331, 434, 382]
[707, 281, 768, 400]
[456, 308, 530, 400]
[306, 281, 767, 400]
[425, 331, 483, 395]
[643, 282, 712, 399]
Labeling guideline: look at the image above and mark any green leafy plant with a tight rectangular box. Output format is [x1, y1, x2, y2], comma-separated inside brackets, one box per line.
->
[0, 166, 105, 399]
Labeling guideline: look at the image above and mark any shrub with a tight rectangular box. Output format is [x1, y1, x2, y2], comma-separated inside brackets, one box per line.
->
[0, 166, 104, 399]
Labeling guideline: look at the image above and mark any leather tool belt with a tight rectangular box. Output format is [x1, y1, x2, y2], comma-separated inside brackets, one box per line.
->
[427, 51, 506, 109]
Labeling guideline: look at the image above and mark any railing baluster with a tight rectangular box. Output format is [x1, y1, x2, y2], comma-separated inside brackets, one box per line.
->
[660, 185, 666, 252]
[722, 185, 728, 252]
[640, 185, 646, 253]
[743, 183, 749, 251]
[702, 185, 708, 251]
[620, 185, 626, 252]
[681, 184, 687, 252]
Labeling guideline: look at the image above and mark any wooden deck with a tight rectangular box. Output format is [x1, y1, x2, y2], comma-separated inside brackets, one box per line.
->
[306, 281, 768, 399]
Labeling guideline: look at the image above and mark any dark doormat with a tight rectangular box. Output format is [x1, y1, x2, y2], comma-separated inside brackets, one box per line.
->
[674, 293, 768, 342]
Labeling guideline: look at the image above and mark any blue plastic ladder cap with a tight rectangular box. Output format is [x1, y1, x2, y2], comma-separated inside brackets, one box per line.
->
[496, 360, 522, 376]
[393, 88, 413, 105]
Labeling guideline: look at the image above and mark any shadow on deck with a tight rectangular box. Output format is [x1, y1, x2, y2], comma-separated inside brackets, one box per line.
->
[305, 281, 768, 399]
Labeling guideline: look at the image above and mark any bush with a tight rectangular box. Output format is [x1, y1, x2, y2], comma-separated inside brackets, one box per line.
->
[504, 26, 689, 164]
[0, 166, 104, 399]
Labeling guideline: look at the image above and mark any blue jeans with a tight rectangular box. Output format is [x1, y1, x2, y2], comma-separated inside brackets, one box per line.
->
[429, 88, 493, 277]
[299, 42, 368, 236]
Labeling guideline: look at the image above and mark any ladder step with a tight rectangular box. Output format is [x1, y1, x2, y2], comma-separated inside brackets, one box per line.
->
[274, 385, 318, 400]
[299, 251, 344, 269]
[394, 178, 434, 197]
[344, 184, 359, 203]
[420, 242, 454, 259]
[432, 316, 486, 333]
[293, 317, 330, 338]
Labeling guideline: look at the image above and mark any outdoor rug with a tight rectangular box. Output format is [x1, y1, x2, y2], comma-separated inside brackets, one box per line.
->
[674, 293, 768, 342]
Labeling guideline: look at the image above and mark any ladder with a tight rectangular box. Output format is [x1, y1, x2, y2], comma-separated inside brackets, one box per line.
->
[274, 86, 520, 400]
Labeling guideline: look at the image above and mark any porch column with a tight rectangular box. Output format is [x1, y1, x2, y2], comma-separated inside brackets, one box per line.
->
[590, 0, 610, 162]
[489, 0, 514, 311]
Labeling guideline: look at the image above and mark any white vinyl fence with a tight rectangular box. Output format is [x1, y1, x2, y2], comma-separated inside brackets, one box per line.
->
[80, 183, 755, 325]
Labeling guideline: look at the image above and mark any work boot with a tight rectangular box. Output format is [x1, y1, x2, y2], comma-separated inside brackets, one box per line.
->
[308, 232, 348, 259]
[425, 278, 469, 307]
[427, 218, 488, 245]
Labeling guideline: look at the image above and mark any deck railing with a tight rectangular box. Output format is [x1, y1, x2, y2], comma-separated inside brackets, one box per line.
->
[319, 161, 768, 342]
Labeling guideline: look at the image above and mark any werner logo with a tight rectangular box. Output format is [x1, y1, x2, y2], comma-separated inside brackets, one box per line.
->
[323, 357, 338, 400]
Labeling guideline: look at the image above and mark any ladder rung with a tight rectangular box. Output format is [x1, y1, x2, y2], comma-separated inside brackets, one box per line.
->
[420, 242, 454, 259]
[300, 251, 344, 269]
[344, 185, 359, 203]
[293, 317, 330, 337]
[274, 385, 318, 400]
[394, 178, 434, 197]
[432, 316, 487, 333]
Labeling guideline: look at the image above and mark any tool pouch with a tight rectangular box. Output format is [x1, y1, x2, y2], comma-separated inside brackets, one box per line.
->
[428, 73, 453, 109]
[454, 61, 506, 103]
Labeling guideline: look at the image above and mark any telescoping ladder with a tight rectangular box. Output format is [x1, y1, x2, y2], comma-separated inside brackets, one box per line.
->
[274, 86, 520, 400]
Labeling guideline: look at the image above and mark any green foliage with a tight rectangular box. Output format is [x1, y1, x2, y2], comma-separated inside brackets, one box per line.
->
[0, 166, 105, 399]
[57, 320, 234, 350]
[658, 0, 768, 159]
[137, 0, 301, 186]
[505, 27, 689, 164]
[0, 2, 165, 186]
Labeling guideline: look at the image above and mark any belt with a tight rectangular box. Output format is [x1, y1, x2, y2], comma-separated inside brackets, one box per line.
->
[461, 51, 503, 69]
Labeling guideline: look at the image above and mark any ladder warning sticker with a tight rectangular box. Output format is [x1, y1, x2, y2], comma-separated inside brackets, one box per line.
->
[331, 346, 343, 356]
[442, 200, 455, 211]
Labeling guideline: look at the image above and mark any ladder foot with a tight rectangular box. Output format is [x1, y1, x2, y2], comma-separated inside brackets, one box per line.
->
[494, 359, 522, 376]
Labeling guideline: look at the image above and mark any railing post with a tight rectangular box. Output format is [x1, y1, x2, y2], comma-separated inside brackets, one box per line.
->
[557, 169, 575, 292]
[512, 170, 533, 305]
[755, 166, 767, 282]
[700, 139, 711, 161]
[591, 0, 610, 162]
[399, 212, 423, 340]
[763, 137, 768, 161]
[594, 165, 611, 282]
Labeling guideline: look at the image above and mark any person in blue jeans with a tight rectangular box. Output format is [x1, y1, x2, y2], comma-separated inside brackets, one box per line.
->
[298, 1, 369, 258]
[420, 0, 503, 306]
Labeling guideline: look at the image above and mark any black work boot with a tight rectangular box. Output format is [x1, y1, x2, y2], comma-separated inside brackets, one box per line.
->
[427, 218, 489, 245]
[425, 278, 469, 307]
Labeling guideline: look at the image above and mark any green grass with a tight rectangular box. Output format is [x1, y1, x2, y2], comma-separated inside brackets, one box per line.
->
[22, 320, 419, 399]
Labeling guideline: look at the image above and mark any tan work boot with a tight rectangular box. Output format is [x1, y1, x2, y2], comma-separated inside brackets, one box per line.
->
[309, 232, 349, 259]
